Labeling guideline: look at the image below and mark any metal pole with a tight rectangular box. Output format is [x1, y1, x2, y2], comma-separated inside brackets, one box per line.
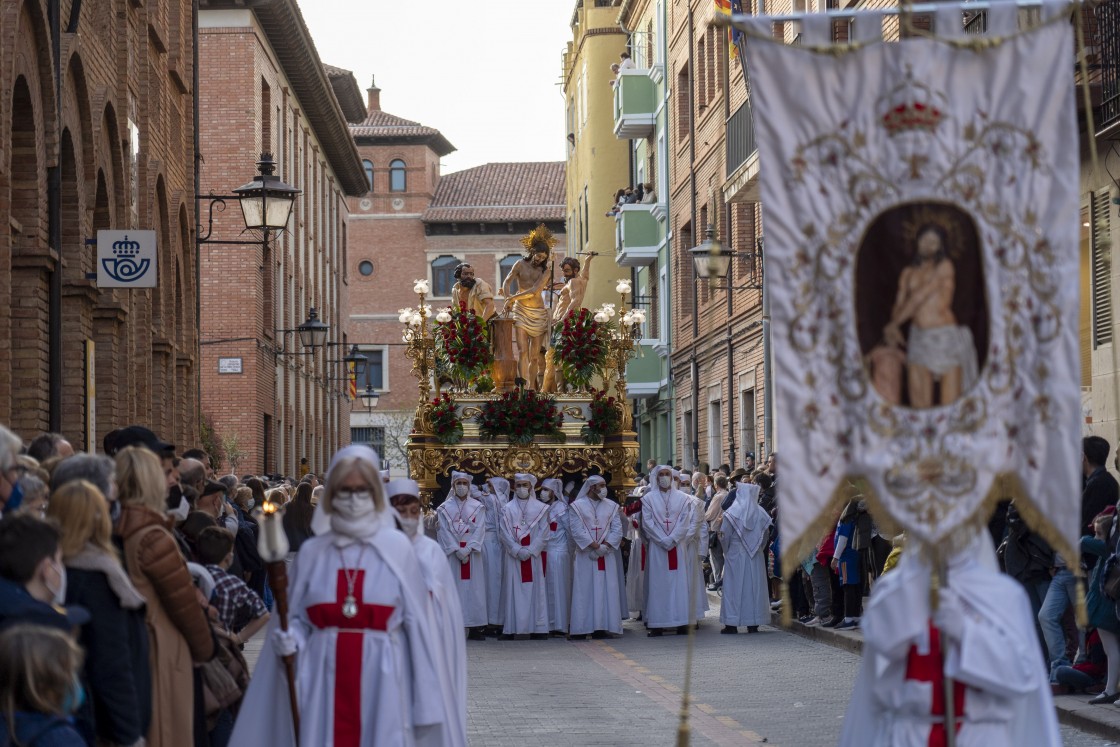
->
[760, 242, 773, 456]
[48, 0, 62, 433]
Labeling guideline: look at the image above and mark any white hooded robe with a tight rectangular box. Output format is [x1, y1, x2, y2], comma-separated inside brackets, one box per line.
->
[568, 478, 625, 635]
[641, 467, 695, 629]
[719, 483, 771, 627]
[436, 475, 488, 628]
[498, 481, 551, 634]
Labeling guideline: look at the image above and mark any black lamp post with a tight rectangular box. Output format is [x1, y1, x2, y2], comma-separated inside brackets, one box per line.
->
[296, 308, 330, 350]
[358, 384, 380, 411]
[232, 154, 300, 232]
[689, 224, 733, 281]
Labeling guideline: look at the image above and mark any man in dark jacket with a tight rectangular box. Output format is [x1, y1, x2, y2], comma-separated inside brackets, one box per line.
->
[1082, 436, 1119, 552]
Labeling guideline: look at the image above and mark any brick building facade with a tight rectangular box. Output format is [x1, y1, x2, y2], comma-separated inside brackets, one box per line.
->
[197, 2, 367, 475]
[668, 0, 769, 470]
[1, 0, 200, 451]
[346, 82, 565, 475]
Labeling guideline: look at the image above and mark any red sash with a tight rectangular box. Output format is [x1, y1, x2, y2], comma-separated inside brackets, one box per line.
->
[459, 541, 470, 580]
[520, 534, 533, 582]
[641, 543, 647, 572]
[668, 546, 678, 571]
[905, 623, 966, 747]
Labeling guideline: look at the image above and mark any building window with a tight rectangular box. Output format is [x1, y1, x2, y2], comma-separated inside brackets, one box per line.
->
[351, 426, 385, 455]
[498, 255, 520, 288]
[362, 160, 374, 191]
[389, 159, 406, 192]
[358, 260, 374, 277]
[431, 255, 459, 297]
[355, 348, 386, 391]
[708, 396, 722, 467]
[740, 388, 756, 465]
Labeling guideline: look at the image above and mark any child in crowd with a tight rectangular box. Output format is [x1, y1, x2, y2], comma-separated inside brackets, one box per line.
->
[0, 623, 88, 746]
[197, 527, 270, 646]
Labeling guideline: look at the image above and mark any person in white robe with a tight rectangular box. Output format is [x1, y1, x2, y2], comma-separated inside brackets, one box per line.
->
[641, 465, 695, 636]
[676, 470, 710, 625]
[624, 486, 647, 620]
[568, 475, 625, 638]
[839, 531, 1061, 747]
[482, 476, 509, 633]
[498, 473, 551, 638]
[230, 445, 448, 747]
[719, 482, 771, 633]
[539, 477, 572, 635]
[436, 471, 488, 638]
[387, 478, 467, 747]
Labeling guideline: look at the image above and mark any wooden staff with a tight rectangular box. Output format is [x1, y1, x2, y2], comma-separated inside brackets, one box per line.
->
[256, 501, 300, 744]
[267, 560, 301, 744]
[935, 560, 956, 747]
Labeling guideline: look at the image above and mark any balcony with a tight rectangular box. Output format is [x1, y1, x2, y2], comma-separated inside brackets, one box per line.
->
[626, 343, 664, 399]
[615, 204, 664, 267]
[1097, 0, 1120, 135]
[722, 98, 760, 203]
[613, 71, 656, 139]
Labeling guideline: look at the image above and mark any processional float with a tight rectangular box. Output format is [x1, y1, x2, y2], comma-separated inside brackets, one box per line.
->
[719, 0, 1088, 744]
[402, 226, 645, 506]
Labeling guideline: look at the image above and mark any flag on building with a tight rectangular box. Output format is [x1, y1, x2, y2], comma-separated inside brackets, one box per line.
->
[348, 360, 358, 400]
[736, 0, 1081, 573]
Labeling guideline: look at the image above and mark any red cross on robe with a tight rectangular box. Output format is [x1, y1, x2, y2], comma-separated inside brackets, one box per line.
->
[905, 622, 966, 747]
[306, 570, 396, 747]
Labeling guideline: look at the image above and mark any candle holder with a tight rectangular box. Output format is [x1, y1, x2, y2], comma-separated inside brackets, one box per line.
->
[402, 283, 437, 428]
[254, 498, 299, 741]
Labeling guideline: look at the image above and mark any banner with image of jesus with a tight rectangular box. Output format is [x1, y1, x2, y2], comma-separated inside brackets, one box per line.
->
[737, 1, 1082, 571]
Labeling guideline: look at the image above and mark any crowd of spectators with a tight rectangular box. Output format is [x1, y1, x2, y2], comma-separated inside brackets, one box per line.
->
[0, 422, 322, 747]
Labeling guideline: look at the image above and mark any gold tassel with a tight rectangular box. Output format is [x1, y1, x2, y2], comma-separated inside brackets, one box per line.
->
[781, 578, 792, 627]
[1075, 573, 1089, 630]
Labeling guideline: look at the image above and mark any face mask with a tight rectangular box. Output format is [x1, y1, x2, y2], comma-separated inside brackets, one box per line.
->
[332, 490, 376, 520]
[515, 486, 530, 500]
[589, 488, 602, 501]
[4, 481, 23, 511]
[60, 677, 85, 714]
[657, 475, 672, 490]
[46, 559, 67, 606]
[540, 490, 551, 502]
[454, 484, 469, 498]
[168, 495, 190, 523]
[400, 516, 420, 538]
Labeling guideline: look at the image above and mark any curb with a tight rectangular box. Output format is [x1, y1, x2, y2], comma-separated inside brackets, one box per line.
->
[704, 590, 1120, 740]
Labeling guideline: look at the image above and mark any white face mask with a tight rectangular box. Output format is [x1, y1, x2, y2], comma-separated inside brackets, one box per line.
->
[47, 559, 67, 606]
[589, 487, 602, 501]
[399, 516, 420, 538]
[332, 490, 376, 520]
[245, 499, 255, 512]
[454, 484, 469, 498]
[168, 495, 190, 522]
[515, 486, 530, 500]
[657, 475, 672, 490]
[540, 490, 551, 502]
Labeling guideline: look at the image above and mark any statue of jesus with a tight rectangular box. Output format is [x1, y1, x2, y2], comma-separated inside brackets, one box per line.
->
[501, 225, 556, 388]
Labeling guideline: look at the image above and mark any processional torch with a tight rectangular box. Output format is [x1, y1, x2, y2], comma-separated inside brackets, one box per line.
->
[257, 498, 300, 743]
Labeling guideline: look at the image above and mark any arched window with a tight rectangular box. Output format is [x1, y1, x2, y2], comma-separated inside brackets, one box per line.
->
[390, 159, 406, 192]
[431, 255, 459, 297]
[362, 160, 374, 191]
[498, 255, 520, 288]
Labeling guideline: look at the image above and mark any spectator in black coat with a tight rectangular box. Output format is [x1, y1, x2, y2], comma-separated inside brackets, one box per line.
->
[47, 479, 151, 746]
[1082, 435, 1119, 570]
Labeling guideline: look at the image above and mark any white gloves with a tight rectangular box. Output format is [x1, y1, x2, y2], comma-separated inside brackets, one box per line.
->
[932, 588, 966, 644]
[516, 548, 531, 561]
[272, 626, 304, 657]
[455, 548, 470, 562]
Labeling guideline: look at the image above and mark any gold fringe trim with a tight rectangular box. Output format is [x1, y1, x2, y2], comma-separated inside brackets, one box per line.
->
[728, 2, 1075, 58]
[779, 471, 1087, 625]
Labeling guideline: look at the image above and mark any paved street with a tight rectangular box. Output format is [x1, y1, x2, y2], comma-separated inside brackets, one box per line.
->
[465, 612, 1118, 747]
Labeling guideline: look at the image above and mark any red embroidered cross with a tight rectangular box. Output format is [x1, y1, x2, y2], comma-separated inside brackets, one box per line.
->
[905, 622, 966, 747]
[306, 570, 396, 747]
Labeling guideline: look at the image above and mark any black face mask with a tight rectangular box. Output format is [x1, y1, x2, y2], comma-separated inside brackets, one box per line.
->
[460, 278, 476, 288]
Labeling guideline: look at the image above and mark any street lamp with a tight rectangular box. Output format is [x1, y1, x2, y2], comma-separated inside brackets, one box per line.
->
[689, 224, 732, 281]
[296, 308, 330, 350]
[342, 345, 367, 376]
[358, 384, 380, 411]
[232, 153, 301, 232]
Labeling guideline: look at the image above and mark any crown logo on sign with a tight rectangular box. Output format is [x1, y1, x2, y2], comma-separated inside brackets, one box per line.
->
[878, 67, 948, 137]
[112, 235, 141, 257]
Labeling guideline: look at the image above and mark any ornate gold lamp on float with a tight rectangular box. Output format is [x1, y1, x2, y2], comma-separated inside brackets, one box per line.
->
[403, 226, 642, 508]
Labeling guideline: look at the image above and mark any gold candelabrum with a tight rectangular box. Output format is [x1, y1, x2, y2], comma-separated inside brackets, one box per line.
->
[401, 281, 437, 429]
[597, 279, 645, 433]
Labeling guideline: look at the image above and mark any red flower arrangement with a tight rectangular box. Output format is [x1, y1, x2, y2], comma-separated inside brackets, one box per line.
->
[477, 387, 564, 445]
[581, 388, 622, 445]
[555, 308, 608, 391]
[435, 303, 493, 389]
[429, 393, 463, 445]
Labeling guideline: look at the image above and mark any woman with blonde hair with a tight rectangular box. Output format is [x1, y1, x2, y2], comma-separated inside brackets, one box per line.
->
[115, 446, 214, 747]
[47, 479, 150, 747]
[230, 445, 455, 746]
[0, 624, 86, 746]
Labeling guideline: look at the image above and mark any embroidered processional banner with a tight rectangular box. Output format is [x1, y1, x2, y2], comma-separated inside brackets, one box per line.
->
[738, 1, 1081, 571]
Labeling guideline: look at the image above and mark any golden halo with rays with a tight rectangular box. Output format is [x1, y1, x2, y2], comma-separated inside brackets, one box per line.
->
[520, 223, 558, 255]
[900, 203, 969, 261]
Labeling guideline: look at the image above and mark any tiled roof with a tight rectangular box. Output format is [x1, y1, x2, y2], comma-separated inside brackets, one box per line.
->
[422, 162, 566, 223]
[349, 110, 456, 156]
[322, 65, 367, 124]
